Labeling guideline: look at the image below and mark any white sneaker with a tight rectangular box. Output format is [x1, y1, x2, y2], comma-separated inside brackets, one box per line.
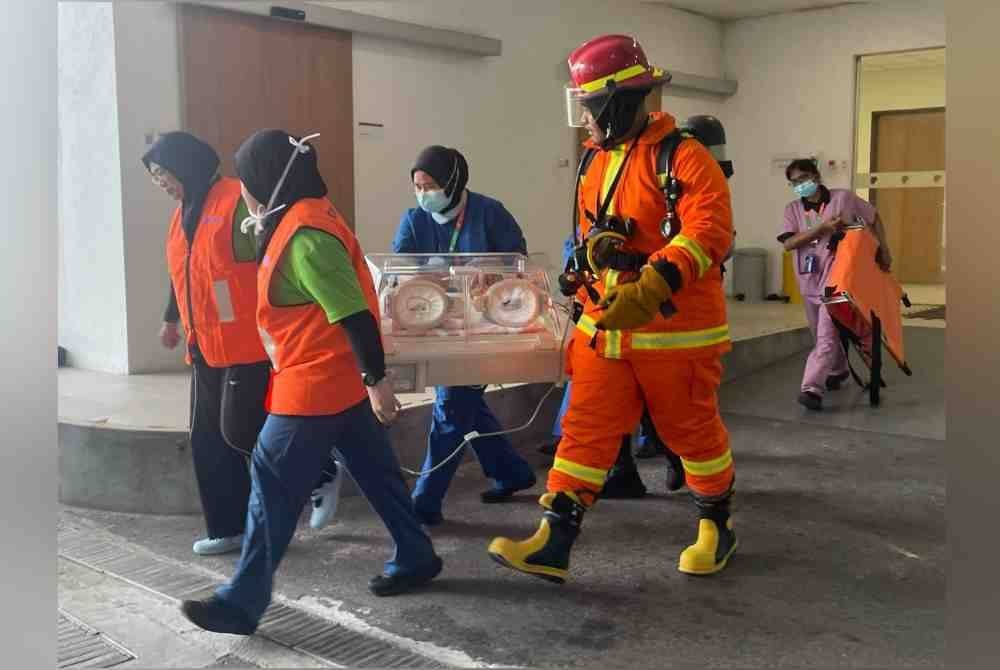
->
[310, 464, 344, 530]
[192, 535, 243, 556]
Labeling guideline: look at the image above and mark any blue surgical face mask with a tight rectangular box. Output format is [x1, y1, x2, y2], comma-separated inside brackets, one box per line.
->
[415, 188, 450, 214]
[794, 180, 819, 199]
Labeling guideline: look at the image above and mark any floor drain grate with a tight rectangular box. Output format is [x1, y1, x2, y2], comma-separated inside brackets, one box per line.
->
[58, 611, 136, 669]
[59, 527, 452, 668]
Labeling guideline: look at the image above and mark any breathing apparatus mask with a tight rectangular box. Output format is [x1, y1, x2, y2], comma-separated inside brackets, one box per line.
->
[559, 101, 651, 305]
[567, 82, 651, 150]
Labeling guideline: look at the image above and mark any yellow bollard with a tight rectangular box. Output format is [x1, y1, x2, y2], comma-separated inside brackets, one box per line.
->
[783, 251, 803, 305]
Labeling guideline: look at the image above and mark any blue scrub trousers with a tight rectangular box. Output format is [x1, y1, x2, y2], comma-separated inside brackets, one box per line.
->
[412, 385, 536, 517]
[216, 399, 438, 625]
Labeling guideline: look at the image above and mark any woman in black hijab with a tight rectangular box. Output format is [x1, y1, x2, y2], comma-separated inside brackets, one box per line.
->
[143, 132, 344, 555]
[142, 132, 273, 557]
[180, 130, 441, 636]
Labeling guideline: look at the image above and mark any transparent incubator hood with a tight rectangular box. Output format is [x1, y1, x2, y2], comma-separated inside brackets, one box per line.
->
[365, 252, 563, 356]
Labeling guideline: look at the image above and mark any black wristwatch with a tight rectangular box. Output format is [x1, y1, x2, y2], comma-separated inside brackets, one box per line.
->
[362, 371, 385, 387]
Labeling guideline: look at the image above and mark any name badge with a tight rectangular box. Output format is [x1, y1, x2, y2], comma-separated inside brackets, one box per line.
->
[799, 254, 818, 275]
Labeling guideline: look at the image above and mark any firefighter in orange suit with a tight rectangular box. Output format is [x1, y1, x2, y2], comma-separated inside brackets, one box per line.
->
[489, 35, 737, 581]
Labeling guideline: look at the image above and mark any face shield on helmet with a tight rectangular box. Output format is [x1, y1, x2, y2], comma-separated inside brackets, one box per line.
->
[565, 86, 589, 128]
[566, 83, 616, 129]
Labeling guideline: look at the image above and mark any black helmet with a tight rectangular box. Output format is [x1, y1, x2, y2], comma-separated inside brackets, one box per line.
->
[682, 115, 733, 178]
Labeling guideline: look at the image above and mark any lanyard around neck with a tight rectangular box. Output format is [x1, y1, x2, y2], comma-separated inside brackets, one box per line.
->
[447, 204, 467, 253]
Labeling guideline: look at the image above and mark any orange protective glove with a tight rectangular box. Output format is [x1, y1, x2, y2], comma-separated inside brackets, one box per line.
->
[595, 264, 673, 331]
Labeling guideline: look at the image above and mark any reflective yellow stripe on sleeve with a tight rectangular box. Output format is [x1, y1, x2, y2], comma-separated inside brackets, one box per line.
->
[668, 234, 713, 278]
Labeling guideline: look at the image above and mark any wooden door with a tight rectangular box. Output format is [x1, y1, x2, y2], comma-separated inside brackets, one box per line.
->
[871, 108, 945, 284]
[178, 5, 355, 227]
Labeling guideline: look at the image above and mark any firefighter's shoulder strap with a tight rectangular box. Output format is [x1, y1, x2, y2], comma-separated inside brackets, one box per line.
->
[655, 128, 736, 273]
[655, 129, 693, 236]
[570, 147, 599, 245]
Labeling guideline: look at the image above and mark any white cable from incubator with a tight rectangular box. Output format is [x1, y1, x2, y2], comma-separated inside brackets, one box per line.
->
[399, 299, 575, 478]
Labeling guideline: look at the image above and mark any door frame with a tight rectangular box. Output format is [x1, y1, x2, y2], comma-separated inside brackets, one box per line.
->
[850, 46, 945, 195]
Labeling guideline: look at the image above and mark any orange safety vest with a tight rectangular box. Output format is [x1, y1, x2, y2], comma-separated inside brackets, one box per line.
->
[256, 198, 381, 416]
[574, 112, 733, 360]
[165, 177, 267, 367]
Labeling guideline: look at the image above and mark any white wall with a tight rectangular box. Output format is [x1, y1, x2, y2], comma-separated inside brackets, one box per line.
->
[336, 0, 725, 269]
[58, 2, 130, 373]
[113, 2, 185, 373]
[721, 0, 946, 294]
[63, 0, 724, 373]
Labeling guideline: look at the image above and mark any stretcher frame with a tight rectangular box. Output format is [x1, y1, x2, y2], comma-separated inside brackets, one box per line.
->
[821, 223, 913, 407]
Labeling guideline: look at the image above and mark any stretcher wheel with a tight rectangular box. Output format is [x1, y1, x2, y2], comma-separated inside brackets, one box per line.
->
[392, 279, 449, 331]
[482, 279, 542, 328]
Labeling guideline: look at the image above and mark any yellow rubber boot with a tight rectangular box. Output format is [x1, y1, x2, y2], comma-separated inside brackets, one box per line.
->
[487, 492, 586, 584]
[678, 492, 738, 576]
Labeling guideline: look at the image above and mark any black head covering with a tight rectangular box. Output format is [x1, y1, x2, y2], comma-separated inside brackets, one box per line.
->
[583, 87, 650, 149]
[141, 132, 220, 242]
[411, 145, 469, 216]
[233, 129, 328, 261]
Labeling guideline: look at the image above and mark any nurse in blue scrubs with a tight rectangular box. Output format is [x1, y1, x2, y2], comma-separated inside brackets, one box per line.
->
[392, 145, 537, 525]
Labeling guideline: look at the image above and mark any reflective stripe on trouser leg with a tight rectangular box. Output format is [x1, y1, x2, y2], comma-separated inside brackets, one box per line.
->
[634, 356, 734, 497]
[547, 340, 644, 498]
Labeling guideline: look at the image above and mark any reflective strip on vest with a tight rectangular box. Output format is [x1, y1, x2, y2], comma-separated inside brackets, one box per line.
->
[668, 234, 713, 279]
[580, 64, 649, 93]
[600, 146, 627, 217]
[605, 328, 623, 359]
[258, 327, 278, 370]
[681, 449, 733, 477]
[577, 314, 598, 338]
[213, 280, 236, 323]
[631, 324, 730, 350]
[604, 269, 620, 291]
[576, 314, 730, 353]
[552, 457, 607, 487]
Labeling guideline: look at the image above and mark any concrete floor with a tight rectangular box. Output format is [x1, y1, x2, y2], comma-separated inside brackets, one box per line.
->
[58, 325, 944, 668]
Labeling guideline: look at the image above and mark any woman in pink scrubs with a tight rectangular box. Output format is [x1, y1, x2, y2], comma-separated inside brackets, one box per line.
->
[778, 159, 893, 411]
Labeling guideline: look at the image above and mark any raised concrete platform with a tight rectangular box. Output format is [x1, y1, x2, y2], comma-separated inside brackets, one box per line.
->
[59, 301, 813, 515]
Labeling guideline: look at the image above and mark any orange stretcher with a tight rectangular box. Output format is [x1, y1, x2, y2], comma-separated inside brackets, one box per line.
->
[822, 220, 913, 406]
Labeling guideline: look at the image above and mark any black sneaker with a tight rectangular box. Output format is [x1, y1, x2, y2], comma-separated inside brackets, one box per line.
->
[369, 556, 443, 597]
[634, 441, 662, 459]
[798, 392, 823, 411]
[537, 441, 558, 456]
[601, 469, 648, 499]
[664, 449, 686, 492]
[481, 475, 537, 504]
[826, 372, 850, 391]
[180, 596, 256, 636]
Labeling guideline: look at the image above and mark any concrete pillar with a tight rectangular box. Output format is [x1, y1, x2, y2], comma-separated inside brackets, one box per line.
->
[58, 2, 187, 374]
[58, 2, 130, 373]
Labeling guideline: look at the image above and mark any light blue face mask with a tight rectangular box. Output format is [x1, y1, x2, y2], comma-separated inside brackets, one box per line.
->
[415, 188, 450, 214]
[793, 180, 819, 199]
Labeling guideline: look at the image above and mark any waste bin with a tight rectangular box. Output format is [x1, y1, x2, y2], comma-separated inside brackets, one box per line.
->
[782, 250, 803, 305]
[732, 247, 768, 303]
